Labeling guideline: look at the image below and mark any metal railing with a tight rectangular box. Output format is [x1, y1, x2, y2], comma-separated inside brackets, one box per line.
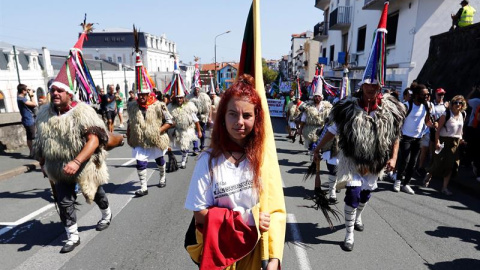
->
[329, 6, 352, 29]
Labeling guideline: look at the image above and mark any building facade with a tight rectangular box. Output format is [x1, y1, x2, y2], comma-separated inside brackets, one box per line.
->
[82, 28, 178, 73]
[314, 0, 480, 92]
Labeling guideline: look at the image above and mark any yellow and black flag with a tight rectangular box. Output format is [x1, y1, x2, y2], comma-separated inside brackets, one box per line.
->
[238, 0, 286, 267]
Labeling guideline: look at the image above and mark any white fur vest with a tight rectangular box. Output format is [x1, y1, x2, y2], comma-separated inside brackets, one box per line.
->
[302, 100, 332, 148]
[34, 103, 109, 204]
[189, 92, 211, 123]
[127, 101, 170, 150]
[167, 101, 198, 150]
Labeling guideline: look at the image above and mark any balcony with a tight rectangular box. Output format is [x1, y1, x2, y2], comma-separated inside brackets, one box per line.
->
[329, 6, 352, 30]
[313, 22, 328, 41]
[314, 0, 330, 11]
[363, 0, 397, 10]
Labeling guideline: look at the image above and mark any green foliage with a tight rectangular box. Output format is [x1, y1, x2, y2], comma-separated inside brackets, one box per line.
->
[262, 58, 279, 86]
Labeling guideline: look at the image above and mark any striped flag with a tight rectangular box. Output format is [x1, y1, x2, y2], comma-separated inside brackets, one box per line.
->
[237, 0, 286, 266]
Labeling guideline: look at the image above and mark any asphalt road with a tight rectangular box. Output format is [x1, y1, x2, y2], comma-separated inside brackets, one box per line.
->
[0, 118, 479, 270]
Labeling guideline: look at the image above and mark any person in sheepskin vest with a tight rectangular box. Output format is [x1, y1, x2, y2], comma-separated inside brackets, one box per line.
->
[35, 84, 113, 253]
[313, 81, 405, 252]
[34, 21, 113, 254]
[127, 91, 173, 196]
[298, 89, 333, 194]
[208, 87, 221, 128]
[168, 93, 202, 169]
[188, 86, 211, 154]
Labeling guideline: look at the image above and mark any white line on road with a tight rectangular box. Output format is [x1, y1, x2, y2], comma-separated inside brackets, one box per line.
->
[14, 168, 154, 270]
[0, 204, 55, 235]
[287, 213, 312, 270]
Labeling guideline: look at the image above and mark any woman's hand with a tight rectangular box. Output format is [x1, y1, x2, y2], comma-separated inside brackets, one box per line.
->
[265, 258, 280, 270]
[259, 212, 270, 232]
[435, 142, 442, 151]
[385, 158, 396, 172]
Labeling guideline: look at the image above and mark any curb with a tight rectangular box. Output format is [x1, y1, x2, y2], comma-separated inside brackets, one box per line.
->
[0, 161, 40, 182]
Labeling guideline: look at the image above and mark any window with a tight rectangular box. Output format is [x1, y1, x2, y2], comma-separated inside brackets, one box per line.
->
[357, 25, 367, 52]
[0, 91, 5, 113]
[387, 11, 399, 46]
[322, 48, 327, 58]
[117, 56, 122, 63]
[330, 45, 335, 63]
[108, 57, 112, 62]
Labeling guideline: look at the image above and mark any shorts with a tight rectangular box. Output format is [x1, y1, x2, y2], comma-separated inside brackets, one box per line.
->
[420, 133, 430, 148]
[24, 124, 36, 140]
[106, 110, 116, 121]
[117, 107, 124, 115]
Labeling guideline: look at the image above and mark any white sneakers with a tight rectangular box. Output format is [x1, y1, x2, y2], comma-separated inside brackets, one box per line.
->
[393, 180, 415, 195]
[401, 185, 415, 195]
[393, 180, 401, 192]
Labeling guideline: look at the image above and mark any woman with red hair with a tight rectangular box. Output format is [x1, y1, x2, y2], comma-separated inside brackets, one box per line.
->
[184, 74, 282, 269]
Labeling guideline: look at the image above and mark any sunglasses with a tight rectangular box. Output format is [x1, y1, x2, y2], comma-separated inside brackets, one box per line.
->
[452, 101, 464, 105]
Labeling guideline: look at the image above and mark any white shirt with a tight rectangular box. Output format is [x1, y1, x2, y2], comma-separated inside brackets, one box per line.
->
[439, 110, 464, 139]
[184, 151, 257, 226]
[402, 102, 427, 138]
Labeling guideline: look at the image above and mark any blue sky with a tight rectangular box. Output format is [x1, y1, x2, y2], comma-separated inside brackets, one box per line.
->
[0, 0, 323, 64]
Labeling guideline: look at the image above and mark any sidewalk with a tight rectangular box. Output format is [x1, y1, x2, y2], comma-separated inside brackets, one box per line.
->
[0, 147, 39, 181]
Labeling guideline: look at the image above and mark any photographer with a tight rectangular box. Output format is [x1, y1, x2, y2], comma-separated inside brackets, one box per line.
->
[16, 84, 37, 158]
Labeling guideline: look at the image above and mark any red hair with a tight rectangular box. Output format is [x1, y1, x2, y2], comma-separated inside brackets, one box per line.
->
[209, 74, 265, 193]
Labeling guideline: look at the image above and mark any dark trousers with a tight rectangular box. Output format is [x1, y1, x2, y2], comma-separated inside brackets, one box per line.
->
[396, 135, 422, 185]
[55, 182, 109, 227]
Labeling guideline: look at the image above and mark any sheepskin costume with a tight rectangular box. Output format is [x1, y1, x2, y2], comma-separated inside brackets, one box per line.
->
[330, 94, 406, 186]
[127, 100, 170, 150]
[188, 92, 211, 123]
[167, 101, 198, 151]
[210, 95, 221, 122]
[302, 100, 333, 149]
[34, 103, 109, 203]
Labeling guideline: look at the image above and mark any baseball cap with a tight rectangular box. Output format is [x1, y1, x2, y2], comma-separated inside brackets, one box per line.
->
[435, 88, 446, 94]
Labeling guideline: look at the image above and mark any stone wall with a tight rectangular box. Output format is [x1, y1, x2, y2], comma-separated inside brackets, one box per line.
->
[0, 113, 26, 153]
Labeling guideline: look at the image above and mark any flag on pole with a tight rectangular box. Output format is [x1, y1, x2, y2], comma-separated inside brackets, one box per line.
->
[340, 67, 350, 99]
[193, 60, 201, 89]
[362, 1, 389, 86]
[237, 0, 286, 266]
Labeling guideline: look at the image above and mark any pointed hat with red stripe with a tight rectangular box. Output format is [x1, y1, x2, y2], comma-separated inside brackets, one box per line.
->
[50, 16, 98, 102]
[133, 25, 155, 94]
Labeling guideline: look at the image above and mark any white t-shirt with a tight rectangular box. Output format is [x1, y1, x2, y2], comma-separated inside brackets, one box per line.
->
[402, 102, 427, 138]
[184, 152, 257, 226]
[433, 101, 446, 120]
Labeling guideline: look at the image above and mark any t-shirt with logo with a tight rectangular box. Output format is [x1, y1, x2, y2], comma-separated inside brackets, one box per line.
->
[185, 151, 257, 226]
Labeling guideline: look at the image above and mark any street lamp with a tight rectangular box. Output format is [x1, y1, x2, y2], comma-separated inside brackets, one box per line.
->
[214, 30, 231, 88]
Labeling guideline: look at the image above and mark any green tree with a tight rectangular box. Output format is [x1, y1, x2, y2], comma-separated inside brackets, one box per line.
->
[262, 58, 279, 86]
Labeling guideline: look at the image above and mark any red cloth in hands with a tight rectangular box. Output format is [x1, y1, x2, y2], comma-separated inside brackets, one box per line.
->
[199, 207, 258, 270]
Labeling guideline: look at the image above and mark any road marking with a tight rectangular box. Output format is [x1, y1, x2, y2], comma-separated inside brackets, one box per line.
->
[14, 168, 155, 270]
[287, 213, 312, 270]
[0, 204, 55, 236]
[0, 157, 134, 238]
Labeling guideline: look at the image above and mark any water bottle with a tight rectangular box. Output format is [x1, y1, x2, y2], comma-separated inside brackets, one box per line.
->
[435, 142, 444, 155]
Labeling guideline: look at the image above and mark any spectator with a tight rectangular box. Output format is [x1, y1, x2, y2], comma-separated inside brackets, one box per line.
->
[423, 95, 468, 195]
[394, 83, 433, 195]
[465, 85, 480, 181]
[451, 0, 476, 30]
[98, 87, 107, 122]
[105, 84, 117, 132]
[416, 93, 435, 177]
[16, 84, 37, 158]
[402, 88, 412, 103]
[127, 90, 136, 103]
[115, 84, 125, 128]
